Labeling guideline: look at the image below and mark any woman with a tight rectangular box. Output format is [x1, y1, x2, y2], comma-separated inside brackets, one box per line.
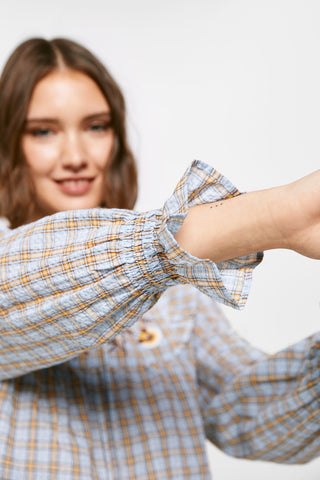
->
[0, 37, 319, 479]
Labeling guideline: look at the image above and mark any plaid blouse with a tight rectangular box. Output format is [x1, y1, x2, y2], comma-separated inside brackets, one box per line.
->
[0, 161, 319, 479]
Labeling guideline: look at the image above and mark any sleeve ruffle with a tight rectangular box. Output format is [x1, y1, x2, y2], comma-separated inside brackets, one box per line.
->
[158, 160, 263, 309]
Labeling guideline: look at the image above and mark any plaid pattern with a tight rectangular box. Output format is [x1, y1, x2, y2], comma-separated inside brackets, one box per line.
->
[0, 160, 318, 478]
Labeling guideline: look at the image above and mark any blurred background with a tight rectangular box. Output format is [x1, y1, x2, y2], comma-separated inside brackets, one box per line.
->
[1, 1, 319, 478]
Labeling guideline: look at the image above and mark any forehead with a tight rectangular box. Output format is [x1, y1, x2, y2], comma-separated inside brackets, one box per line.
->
[27, 69, 110, 117]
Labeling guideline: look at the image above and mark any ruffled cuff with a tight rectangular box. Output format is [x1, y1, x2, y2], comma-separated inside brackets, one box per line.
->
[157, 160, 263, 309]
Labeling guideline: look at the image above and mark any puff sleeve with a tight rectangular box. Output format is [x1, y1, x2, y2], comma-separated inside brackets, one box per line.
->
[0, 160, 262, 380]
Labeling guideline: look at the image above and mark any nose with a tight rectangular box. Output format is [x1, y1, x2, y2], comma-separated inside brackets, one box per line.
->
[61, 132, 88, 171]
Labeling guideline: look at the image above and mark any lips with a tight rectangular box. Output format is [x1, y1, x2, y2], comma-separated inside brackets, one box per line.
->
[55, 177, 94, 195]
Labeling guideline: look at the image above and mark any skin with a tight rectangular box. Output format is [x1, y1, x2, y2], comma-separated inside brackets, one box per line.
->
[21, 69, 114, 220]
[174, 169, 320, 262]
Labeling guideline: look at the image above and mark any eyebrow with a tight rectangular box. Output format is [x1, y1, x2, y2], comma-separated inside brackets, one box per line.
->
[25, 111, 112, 124]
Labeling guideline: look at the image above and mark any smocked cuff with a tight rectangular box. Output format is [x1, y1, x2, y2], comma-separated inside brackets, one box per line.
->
[158, 160, 263, 309]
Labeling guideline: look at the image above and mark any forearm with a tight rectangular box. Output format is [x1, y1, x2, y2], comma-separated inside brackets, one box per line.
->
[174, 185, 287, 262]
[174, 168, 320, 263]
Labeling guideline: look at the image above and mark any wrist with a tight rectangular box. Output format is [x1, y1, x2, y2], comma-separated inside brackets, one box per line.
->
[174, 185, 290, 263]
[259, 184, 292, 251]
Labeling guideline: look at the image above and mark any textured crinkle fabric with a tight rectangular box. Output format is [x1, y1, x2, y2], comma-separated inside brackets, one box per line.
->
[0, 160, 262, 381]
[1, 161, 318, 479]
[193, 291, 320, 464]
[0, 285, 320, 480]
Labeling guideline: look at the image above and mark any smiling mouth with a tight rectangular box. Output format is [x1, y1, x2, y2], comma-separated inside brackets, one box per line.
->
[55, 178, 94, 195]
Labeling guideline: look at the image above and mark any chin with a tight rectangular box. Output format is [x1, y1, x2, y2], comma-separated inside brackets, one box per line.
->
[38, 197, 101, 217]
[59, 201, 101, 211]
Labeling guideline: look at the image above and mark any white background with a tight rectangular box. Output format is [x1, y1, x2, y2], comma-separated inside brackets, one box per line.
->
[1, 1, 320, 479]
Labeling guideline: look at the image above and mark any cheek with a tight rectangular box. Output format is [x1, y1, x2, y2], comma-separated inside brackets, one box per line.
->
[87, 134, 115, 169]
[21, 137, 58, 175]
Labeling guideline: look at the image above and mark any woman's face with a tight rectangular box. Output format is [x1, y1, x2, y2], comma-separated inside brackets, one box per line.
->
[21, 69, 114, 219]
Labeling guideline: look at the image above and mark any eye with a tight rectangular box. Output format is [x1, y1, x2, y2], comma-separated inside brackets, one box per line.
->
[88, 122, 112, 132]
[28, 128, 53, 137]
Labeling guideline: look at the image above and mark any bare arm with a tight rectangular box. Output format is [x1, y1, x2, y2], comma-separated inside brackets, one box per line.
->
[174, 169, 320, 262]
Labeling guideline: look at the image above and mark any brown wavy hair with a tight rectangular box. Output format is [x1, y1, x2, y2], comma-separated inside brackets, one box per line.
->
[0, 37, 138, 228]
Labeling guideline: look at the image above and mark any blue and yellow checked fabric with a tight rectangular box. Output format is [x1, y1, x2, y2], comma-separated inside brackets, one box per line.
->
[0, 161, 319, 479]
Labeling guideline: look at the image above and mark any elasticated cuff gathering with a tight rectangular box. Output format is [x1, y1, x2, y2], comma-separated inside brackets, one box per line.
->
[157, 160, 263, 309]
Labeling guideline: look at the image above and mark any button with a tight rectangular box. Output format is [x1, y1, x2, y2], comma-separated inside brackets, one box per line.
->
[138, 325, 163, 349]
